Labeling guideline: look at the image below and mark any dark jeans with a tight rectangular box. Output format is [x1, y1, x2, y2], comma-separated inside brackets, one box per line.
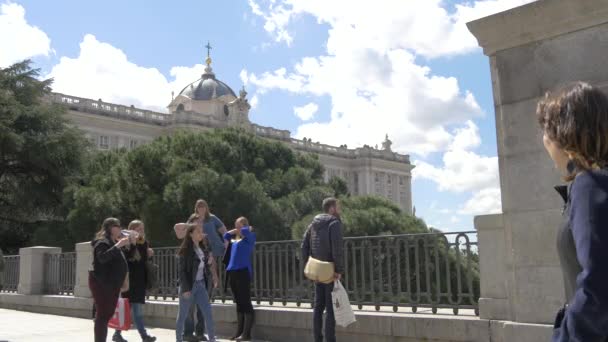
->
[184, 275, 212, 336]
[89, 273, 120, 342]
[228, 269, 253, 313]
[314, 282, 336, 342]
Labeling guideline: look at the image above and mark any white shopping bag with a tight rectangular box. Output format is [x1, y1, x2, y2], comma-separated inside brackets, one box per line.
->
[332, 280, 356, 327]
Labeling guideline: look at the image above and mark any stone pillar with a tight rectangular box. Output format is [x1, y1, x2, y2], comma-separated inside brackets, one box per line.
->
[74, 242, 93, 298]
[17, 246, 61, 295]
[468, 0, 608, 329]
[475, 214, 509, 320]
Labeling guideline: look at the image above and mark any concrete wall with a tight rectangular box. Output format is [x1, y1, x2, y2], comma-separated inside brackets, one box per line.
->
[0, 293, 492, 342]
[468, 0, 608, 330]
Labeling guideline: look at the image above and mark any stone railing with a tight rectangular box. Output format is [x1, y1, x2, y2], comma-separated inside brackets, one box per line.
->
[288, 138, 411, 163]
[3, 231, 478, 315]
[50, 93, 171, 126]
[51, 92, 411, 164]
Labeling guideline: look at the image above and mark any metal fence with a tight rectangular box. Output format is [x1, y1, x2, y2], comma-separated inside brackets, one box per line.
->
[1, 255, 20, 293]
[44, 252, 76, 295]
[149, 231, 479, 315]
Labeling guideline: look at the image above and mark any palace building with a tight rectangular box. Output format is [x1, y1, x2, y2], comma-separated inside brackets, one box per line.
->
[53, 49, 414, 213]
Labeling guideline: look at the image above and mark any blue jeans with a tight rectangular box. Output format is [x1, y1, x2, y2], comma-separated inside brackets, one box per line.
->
[314, 282, 336, 342]
[131, 303, 147, 337]
[176, 280, 215, 342]
[184, 305, 204, 337]
[114, 303, 147, 338]
[184, 275, 211, 336]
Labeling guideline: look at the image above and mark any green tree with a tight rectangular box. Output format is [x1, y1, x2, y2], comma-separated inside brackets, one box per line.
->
[0, 60, 87, 253]
[290, 195, 428, 239]
[66, 129, 335, 245]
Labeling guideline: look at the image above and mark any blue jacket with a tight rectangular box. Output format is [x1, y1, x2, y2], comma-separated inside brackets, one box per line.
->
[553, 169, 608, 341]
[224, 227, 255, 277]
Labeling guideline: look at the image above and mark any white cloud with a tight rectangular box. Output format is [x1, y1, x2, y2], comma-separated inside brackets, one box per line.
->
[293, 102, 318, 121]
[459, 187, 502, 215]
[245, 0, 514, 218]
[413, 121, 498, 193]
[239, 0, 534, 155]
[48, 34, 209, 112]
[0, 2, 52, 67]
[241, 48, 480, 155]
[413, 121, 502, 215]
[248, 0, 534, 57]
[250, 94, 259, 109]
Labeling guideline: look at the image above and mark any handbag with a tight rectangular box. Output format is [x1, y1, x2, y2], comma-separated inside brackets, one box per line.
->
[303, 224, 335, 284]
[332, 280, 356, 327]
[145, 261, 159, 292]
[108, 296, 132, 330]
[304, 257, 335, 284]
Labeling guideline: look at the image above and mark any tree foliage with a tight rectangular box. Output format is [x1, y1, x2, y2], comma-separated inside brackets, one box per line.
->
[291, 195, 428, 240]
[0, 60, 88, 253]
[66, 129, 337, 245]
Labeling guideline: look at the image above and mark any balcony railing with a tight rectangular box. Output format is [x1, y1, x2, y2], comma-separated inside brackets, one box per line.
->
[44, 252, 76, 295]
[149, 231, 479, 315]
[1, 255, 20, 293]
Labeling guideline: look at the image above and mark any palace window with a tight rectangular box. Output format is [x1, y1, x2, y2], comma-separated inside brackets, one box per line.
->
[99, 135, 109, 149]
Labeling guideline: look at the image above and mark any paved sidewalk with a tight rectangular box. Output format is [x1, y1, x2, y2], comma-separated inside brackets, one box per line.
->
[0, 308, 265, 342]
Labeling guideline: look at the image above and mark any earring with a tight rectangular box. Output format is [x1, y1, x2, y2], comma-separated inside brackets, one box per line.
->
[567, 159, 576, 174]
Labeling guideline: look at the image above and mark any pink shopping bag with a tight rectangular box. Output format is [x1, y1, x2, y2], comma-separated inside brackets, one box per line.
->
[108, 297, 132, 330]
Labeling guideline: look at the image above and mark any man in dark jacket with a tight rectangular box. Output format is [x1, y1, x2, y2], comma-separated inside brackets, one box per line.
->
[301, 197, 344, 342]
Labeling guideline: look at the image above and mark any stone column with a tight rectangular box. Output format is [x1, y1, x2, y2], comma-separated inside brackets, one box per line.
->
[475, 214, 509, 320]
[468, 0, 608, 328]
[74, 242, 93, 298]
[17, 246, 61, 295]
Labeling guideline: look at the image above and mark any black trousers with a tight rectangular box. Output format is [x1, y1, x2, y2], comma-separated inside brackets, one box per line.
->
[228, 268, 254, 313]
[314, 282, 336, 342]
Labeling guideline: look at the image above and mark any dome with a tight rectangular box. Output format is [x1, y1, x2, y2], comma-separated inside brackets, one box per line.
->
[178, 65, 236, 101]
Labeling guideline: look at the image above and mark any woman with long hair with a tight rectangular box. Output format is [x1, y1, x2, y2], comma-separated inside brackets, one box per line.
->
[177, 200, 227, 341]
[112, 220, 156, 342]
[537, 82, 608, 341]
[89, 217, 133, 342]
[175, 217, 219, 342]
[224, 217, 256, 341]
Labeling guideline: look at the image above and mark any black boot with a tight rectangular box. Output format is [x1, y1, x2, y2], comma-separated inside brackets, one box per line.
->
[141, 335, 156, 342]
[112, 331, 128, 342]
[230, 312, 245, 340]
[236, 312, 254, 341]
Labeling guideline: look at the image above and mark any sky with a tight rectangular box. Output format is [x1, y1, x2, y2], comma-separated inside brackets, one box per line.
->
[0, 0, 536, 232]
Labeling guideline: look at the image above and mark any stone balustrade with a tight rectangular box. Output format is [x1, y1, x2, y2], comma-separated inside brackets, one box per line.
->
[50, 92, 411, 164]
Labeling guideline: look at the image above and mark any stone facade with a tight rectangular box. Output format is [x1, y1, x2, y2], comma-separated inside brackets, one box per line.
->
[52, 57, 414, 213]
[468, 0, 608, 340]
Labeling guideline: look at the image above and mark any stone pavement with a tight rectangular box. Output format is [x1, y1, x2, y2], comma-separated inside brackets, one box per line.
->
[0, 308, 268, 342]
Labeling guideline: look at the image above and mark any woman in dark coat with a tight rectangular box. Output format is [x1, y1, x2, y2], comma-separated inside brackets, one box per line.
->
[113, 220, 156, 342]
[89, 217, 132, 342]
[537, 82, 608, 341]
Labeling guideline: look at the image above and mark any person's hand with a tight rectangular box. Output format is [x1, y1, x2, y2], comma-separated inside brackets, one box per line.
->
[334, 273, 341, 281]
[115, 237, 130, 248]
[183, 291, 191, 299]
[147, 248, 154, 258]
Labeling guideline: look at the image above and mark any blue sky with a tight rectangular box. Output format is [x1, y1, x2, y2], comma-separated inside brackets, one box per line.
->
[1, 0, 535, 232]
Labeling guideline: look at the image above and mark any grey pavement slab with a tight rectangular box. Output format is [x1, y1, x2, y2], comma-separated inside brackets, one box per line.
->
[0, 308, 267, 342]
